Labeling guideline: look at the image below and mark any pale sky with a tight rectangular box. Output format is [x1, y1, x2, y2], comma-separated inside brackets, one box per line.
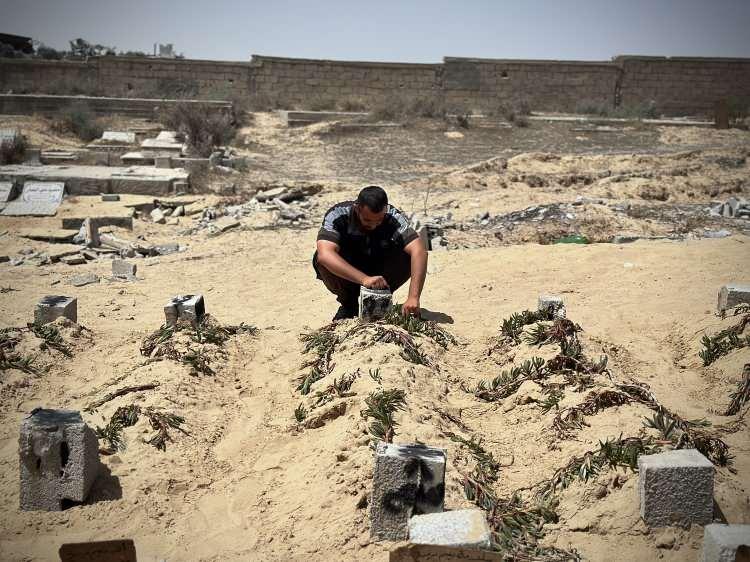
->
[2, 0, 749, 62]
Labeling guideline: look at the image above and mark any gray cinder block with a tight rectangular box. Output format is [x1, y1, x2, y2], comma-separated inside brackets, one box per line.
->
[359, 287, 392, 321]
[100, 194, 120, 202]
[19, 409, 100, 511]
[701, 524, 750, 562]
[638, 449, 714, 527]
[370, 442, 447, 541]
[34, 296, 77, 324]
[538, 294, 566, 318]
[112, 259, 136, 279]
[409, 509, 491, 549]
[164, 294, 205, 326]
[717, 284, 750, 312]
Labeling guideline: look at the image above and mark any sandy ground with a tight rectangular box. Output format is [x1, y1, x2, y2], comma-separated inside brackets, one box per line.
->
[0, 113, 749, 561]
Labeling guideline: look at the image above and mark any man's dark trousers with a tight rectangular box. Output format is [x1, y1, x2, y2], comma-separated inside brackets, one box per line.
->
[313, 250, 411, 311]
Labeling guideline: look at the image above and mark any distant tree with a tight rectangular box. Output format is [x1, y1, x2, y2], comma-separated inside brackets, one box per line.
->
[0, 42, 20, 58]
[120, 50, 148, 57]
[69, 38, 116, 58]
[36, 44, 64, 60]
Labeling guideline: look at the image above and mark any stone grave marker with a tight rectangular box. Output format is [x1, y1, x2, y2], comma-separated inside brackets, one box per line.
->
[35, 296, 77, 324]
[701, 524, 750, 562]
[359, 287, 392, 321]
[1, 181, 65, 217]
[164, 294, 205, 326]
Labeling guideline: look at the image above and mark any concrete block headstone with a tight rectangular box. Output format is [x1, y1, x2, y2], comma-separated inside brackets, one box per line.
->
[701, 524, 750, 562]
[370, 442, 447, 540]
[19, 409, 100, 511]
[164, 294, 205, 326]
[638, 449, 714, 527]
[34, 296, 77, 324]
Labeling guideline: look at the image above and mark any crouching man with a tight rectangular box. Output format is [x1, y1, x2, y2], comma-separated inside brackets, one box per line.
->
[313, 185, 428, 321]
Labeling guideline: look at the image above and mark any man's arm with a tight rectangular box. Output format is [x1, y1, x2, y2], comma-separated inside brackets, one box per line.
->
[402, 237, 428, 316]
[316, 240, 389, 289]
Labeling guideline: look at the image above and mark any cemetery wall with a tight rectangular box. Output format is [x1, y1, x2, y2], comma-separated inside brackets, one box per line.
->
[1, 54, 749, 116]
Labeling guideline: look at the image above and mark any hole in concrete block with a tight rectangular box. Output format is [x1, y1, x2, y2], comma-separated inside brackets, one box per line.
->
[60, 441, 69, 474]
[35, 457, 42, 471]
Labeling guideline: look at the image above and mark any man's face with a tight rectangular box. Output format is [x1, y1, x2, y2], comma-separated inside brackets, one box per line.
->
[355, 204, 386, 231]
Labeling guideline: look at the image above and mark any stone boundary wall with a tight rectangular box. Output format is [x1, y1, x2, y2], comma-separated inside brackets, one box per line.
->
[1, 54, 748, 116]
[0, 94, 233, 118]
[616, 56, 750, 115]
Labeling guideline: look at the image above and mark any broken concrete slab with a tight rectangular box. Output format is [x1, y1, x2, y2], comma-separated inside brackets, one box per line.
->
[164, 294, 205, 326]
[538, 295, 566, 318]
[1, 181, 65, 216]
[70, 273, 100, 287]
[35, 296, 77, 324]
[150, 208, 166, 224]
[638, 449, 714, 527]
[717, 284, 750, 312]
[0, 164, 189, 196]
[19, 408, 100, 511]
[359, 287, 392, 321]
[59, 539, 137, 562]
[112, 259, 137, 279]
[370, 442, 447, 541]
[61, 254, 86, 266]
[701, 524, 750, 562]
[409, 509, 491, 550]
[212, 216, 240, 232]
[16, 228, 77, 243]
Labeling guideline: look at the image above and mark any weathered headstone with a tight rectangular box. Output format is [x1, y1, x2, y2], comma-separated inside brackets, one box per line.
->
[112, 259, 137, 279]
[83, 218, 100, 247]
[359, 287, 392, 321]
[1, 181, 65, 217]
[59, 539, 137, 562]
[409, 509, 491, 550]
[35, 296, 77, 324]
[638, 449, 714, 527]
[717, 284, 750, 312]
[101, 131, 136, 144]
[538, 294, 566, 318]
[19, 409, 100, 511]
[701, 524, 750, 562]
[370, 442, 447, 540]
[389, 544, 503, 562]
[164, 294, 205, 326]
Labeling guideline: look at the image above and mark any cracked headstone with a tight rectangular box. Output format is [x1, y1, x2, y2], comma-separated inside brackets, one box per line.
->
[370, 442, 447, 540]
[35, 296, 77, 324]
[359, 287, 392, 321]
[19, 408, 100, 511]
[164, 294, 205, 326]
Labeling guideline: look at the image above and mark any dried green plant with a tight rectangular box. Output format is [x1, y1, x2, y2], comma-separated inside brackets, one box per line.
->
[182, 349, 215, 376]
[524, 318, 582, 347]
[361, 388, 406, 442]
[472, 357, 547, 401]
[294, 403, 307, 423]
[0, 332, 38, 375]
[95, 404, 142, 452]
[540, 389, 565, 413]
[29, 322, 72, 357]
[298, 324, 339, 394]
[552, 390, 633, 437]
[725, 364, 750, 416]
[382, 305, 457, 348]
[536, 435, 660, 500]
[144, 408, 186, 451]
[501, 309, 554, 344]
[368, 368, 382, 384]
[700, 307, 750, 365]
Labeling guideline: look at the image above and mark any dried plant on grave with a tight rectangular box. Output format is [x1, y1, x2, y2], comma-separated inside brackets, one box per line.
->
[294, 403, 307, 423]
[96, 404, 185, 453]
[642, 411, 731, 467]
[540, 388, 565, 413]
[182, 349, 215, 376]
[382, 305, 457, 348]
[552, 390, 633, 437]
[311, 370, 361, 408]
[471, 357, 547, 401]
[360, 388, 406, 443]
[0, 330, 38, 374]
[368, 368, 382, 384]
[536, 435, 660, 500]
[195, 318, 258, 345]
[447, 432, 579, 561]
[501, 309, 554, 345]
[29, 322, 72, 357]
[371, 325, 431, 366]
[700, 306, 750, 366]
[725, 364, 750, 416]
[524, 318, 581, 347]
[141, 316, 257, 357]
[298, 324, 339, 394]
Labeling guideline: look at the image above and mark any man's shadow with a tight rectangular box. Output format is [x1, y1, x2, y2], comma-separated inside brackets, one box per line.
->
[420, 308, 454, 324]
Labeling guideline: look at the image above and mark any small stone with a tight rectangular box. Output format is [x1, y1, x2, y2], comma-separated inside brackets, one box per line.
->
[408, 509, 491, 549]
[101, 194, 120, 202]
[112, 259, 136, 279]
[150, 208, 166, 224]
[61, 255, 86, 266]
[655, 528, 676, 549]
[70, 273, 99, 287]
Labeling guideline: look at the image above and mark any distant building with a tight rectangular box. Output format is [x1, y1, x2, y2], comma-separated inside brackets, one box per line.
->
[158, 43, 175, 58]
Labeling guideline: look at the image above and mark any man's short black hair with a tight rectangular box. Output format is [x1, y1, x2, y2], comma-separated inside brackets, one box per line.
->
[356, 185, 388, 213]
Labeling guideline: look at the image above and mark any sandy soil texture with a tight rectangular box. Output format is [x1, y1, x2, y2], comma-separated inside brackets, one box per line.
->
[0, 113, 749, 561]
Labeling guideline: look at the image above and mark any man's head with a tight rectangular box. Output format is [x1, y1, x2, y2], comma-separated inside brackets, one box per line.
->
[355, 185, 388, 231]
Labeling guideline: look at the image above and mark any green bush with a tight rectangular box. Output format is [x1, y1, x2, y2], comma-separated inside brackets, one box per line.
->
[160, 103, 236, 157]
[51, 108, 104, 141]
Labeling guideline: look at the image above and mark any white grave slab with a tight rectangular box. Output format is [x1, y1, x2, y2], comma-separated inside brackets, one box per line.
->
[1, 181, 65, 216]
[102, 131, 136, 144]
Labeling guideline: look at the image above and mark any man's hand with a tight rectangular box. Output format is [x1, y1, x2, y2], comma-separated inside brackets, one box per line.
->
[402, 296, 420, 317]
[362, 276, 389, 289]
